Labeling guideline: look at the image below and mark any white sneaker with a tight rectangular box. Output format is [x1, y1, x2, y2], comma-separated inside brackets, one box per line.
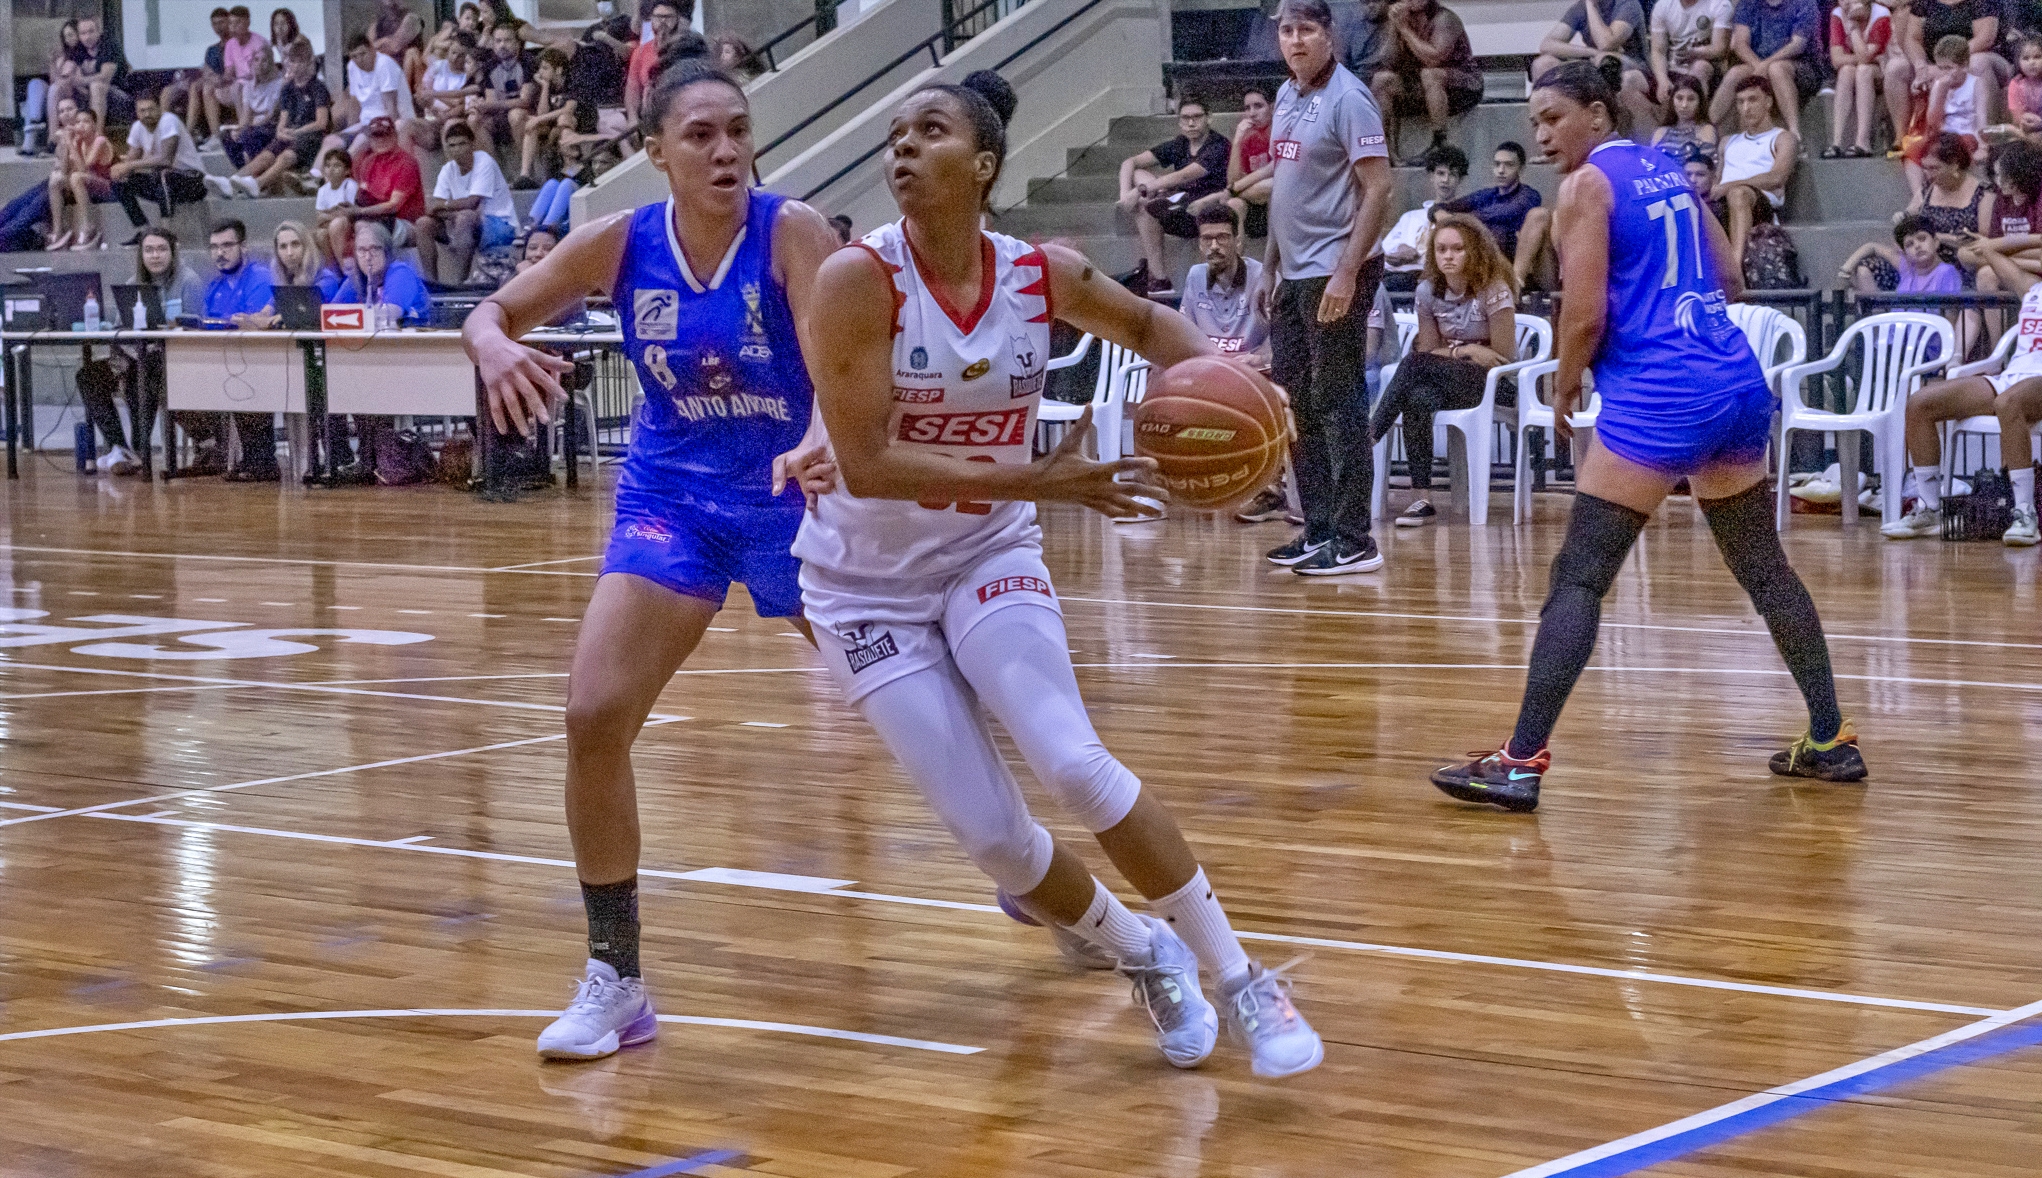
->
[1118, 916, 1218, 1068]
[106, 445, 140, 476]
[203, 174, 234, 200]
[2005, 507, 2040, 547]
[1880, 506, 1940, 539]
[1219, 958, 1323, 1078]
[536, 959, 658, 1060]
[231, 174, 261, 198]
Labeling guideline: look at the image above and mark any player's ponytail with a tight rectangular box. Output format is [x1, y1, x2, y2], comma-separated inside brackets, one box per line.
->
[915, 70, 1015, 199]
[1531, 56, 1631, 135]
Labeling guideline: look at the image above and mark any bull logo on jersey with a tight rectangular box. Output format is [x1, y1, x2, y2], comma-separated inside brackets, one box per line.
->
[634, 289, 679, 341]
[1009, 333, 1044, 399]
[739, 281, 772, 362]
[840, 624, 900, 674]
[642, 344, 678, 391]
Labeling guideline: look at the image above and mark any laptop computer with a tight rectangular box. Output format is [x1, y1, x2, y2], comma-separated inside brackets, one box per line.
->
[1, 287, 48, 333]
[35, 271, 103, 330]
[272, 285, 323, 331]
[110, 285, 166, 330]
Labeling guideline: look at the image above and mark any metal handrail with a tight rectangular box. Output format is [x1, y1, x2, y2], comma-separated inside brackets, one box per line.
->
[744, 0, 843, 74]
[759, 0, 1016, 163]
[800, 0, 1114, 201]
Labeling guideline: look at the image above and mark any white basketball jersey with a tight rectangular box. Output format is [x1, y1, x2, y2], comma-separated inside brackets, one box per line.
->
[793, 222, 1053, 582]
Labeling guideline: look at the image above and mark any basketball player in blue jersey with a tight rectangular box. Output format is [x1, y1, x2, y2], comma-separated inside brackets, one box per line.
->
[1429, 58, 1865, 813]
[463, 62, 841, 1059]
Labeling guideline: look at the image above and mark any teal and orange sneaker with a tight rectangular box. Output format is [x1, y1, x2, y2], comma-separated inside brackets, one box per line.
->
[1769, 719, 1868, 782]
[1430, 745, 1550, 812]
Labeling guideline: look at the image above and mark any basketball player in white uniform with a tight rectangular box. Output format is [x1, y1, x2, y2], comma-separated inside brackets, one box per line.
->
[797, 75, 1324, 1078]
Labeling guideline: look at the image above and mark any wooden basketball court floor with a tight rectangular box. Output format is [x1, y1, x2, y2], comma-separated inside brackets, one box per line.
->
[2, 466, 2039, 1178]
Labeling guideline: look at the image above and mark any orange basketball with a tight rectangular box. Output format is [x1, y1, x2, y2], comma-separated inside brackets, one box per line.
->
[1131, 356, 1290, 511]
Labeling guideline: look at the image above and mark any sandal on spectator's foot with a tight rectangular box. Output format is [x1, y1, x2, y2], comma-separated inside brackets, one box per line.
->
[45, 230, 73, 251]
[1847, 145, 1873, 158]
[1820, 145, 1843, 159]
[71, 230, 102, 251]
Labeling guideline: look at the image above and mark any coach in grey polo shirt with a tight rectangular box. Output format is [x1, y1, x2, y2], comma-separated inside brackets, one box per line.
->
[1258, 0, 1395, 576]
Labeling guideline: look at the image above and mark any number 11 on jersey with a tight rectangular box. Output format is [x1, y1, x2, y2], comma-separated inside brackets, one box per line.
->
[1647, 194, 1706, 289]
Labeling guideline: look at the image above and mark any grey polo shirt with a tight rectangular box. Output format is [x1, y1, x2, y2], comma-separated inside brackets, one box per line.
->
[1182, 256, 1268, 355]
[1269, 63, 1389, 282]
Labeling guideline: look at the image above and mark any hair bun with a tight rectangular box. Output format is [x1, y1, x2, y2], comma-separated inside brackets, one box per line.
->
[961, 69, 1017, 128]
[1595, 54, 1624, 93]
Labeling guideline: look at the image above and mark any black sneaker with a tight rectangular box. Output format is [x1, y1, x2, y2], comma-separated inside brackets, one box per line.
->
[1265, 534, 1330, 566]
[1430, 745, 1549, 812]
[1768, 720, 1868, 782]
[1234, 486, 1290, 523]
[1294, 536, 1383, 575]
[1394, 499, 1436, 528]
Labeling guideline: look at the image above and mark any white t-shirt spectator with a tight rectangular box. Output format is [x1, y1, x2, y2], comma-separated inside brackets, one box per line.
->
[1652, 0, 1734, 64]
[128, 112, 204, 172]
[434, 151, 517, 221]
[1380, 200, 1436, 274]
[1269, 63, 1390, 281]
[242, 73, 286, 121]
[348, 51, 417, 121]
[1942, 74, 1984, 138]
[316, 177, 360, 211]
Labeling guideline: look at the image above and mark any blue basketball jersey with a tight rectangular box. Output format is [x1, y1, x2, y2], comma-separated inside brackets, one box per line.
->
[614, 190, 812, 506]
[1589, 139, 1767, 411]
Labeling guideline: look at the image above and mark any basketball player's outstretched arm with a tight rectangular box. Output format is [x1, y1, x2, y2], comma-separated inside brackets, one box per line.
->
[1549, 164, 1611, 444]
[805, 245, 1169, 518]
[1040, 242, 1214, 370]
[464, 210, 633, 436]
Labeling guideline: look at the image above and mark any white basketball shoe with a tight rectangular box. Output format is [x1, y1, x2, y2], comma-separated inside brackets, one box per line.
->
[1119, 915, 1219, 1068]
[536, 959, 658, 1060]
[1220, 959, 1324, 1078]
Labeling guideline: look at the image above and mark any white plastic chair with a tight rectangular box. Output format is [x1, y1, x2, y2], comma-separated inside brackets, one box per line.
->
[1035, 333, 1127, 457]
[1727, 302, 1808, 392]
[1370, 311, 1422, 520]
[1939, 325, 2042, 485]
[1510, 359, 1603, 524]
[1775, 311, 1956, 530]
[1373, 313, 1551, 525]
[1106, 357, 1151, 460]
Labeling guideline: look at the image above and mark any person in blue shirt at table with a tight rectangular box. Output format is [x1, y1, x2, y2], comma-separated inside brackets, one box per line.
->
[203, 216, 283, 481]
[331, 218, 431, 324]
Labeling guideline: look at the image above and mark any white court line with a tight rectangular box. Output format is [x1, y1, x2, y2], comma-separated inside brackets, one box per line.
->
[310, 667, 819, 687]
[72, 810, 2004, 1019]
[0, 684, 252, 702]
[489, 555, 605, 571]
[0, 1009, 982, 1055]
[0, 544, 600, 578]
[1059, 596, 2042, 653]
[0, 663, 688, 720]
[1063, 661, 2042, 693]
[1500, 996, 2042, 1178]
[0, 801, 62, 812]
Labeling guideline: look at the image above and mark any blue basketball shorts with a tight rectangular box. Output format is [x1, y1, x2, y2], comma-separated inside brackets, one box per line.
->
[601, 486, 805, 618]
[1595, 380, 1776, 474]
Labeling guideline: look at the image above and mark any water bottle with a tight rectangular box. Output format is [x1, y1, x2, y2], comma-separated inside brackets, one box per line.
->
[133, 292, 149, 330]
[82, 290, 100, 332]
[74, 422, 96, 472]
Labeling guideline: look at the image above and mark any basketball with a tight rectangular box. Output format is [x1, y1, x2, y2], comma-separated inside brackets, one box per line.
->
[1131, 355, 1290, 511]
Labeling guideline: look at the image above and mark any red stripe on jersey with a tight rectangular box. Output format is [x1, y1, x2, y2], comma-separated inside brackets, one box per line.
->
[1015, 246, 1051, 325]
[851, 241, 906, 338]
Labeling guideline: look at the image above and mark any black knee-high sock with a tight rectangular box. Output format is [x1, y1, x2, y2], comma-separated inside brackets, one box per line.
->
[581, 877, 641, 979]
[1509, 494, 1649, 757]
[1699, 481, 1843, 743]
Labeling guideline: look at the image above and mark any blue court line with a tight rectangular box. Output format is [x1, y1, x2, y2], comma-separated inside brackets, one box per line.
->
[614, 1149, 744, 1177]
[1511, 1000, 2042, 1178]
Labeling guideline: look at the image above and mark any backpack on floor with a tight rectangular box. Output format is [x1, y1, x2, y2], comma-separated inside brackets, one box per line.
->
[1742, 223, 1804, 290]
[374, 427, 437, 486]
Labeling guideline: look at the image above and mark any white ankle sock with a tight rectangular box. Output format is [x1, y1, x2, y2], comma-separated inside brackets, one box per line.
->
[1062, 879, 1155, 965]
[1149, 868, 1251, 987]
[2011, 466, 2036, 512]
[1913, 465, 1942, 510]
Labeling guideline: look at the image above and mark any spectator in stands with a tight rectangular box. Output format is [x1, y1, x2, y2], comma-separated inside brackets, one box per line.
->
[1713, 0, 1824, 139]
[338, 31, 415, 147]
[1905, 36, 1989, 201]
[459, 2, 484, 37]
[373, 0, 428, 87]
[418, 120, 518, 283]
[1907, 133, 1991, 249]
[1652, 74, 1720, 156]
[1259, 0, 1393, 575]
[1533, 0, 1660, 132]
[409, 32, 484, 154]
[333, 218, 432, 323]
[207, 48, 285, 197]
[1372, 0, 1484, 162]
[45, 107, 114, 252]
[201, 218, 282, 481]
[1905, 0, 2010, 124]
[1192, 86, 1275, 237]
[2010, 36, 2042, 137]
[1441, 141, 1544, 284]
[112, 94, 208, 245]
[1841, 212, 1963, 302]
[0, 99, 76, 249]
[513, 49, 578, 187]
[1380, 142, 1465, 291]
[1686, 148, 1721, 221]
[1886, 240, 2042, 545]
[1826, 0, 1892, 157]
[1716, 74, 1799, 267]
[220, 46, 332, 198]
[39, 56, 92, 150]
[1368, 211, 1516, 527]
[1117, 98, 1232, 297]
[314, 148, 361, 267]
[625, 0, 704, 126]
[515, 225, 562, 276]
[474, 24, 538, 153]
[1651, 0, 1734, 98]
[71, 17, 134, 130]
[1183, 205, 1272, 362]
[161, 9, 232, 147]
[329, 117, 426, 263]
[529, 173, 577, 234]
[213, 6, 270, 148]
[271, 8, 313, 61]
[710, 34, 761, 82]
[1960, 139, 2042, 287]
[557, 13, 636, 162]
[21, 25, 74, 151]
